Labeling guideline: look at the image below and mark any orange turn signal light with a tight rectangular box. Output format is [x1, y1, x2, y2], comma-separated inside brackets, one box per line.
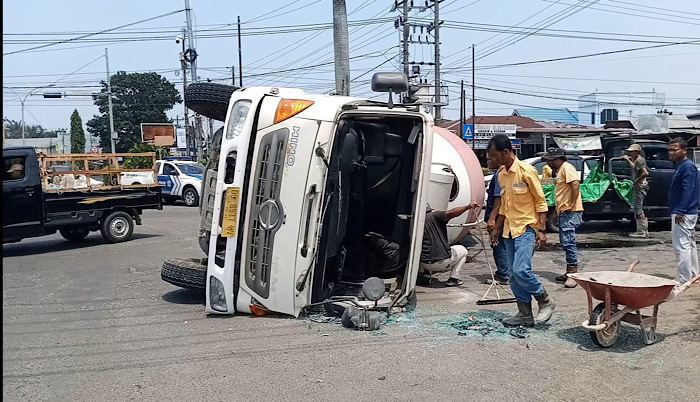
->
[249, 304, 270, 316]
[273, 99, 314, 124]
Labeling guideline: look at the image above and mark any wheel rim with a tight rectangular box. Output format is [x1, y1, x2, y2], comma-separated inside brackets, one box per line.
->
[185, 190, 195, 205]
[110, 217, 129, 238]
[593, 309, 620, 347]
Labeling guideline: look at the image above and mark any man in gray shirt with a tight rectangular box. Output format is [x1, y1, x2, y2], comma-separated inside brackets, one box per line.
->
[420, 202, 479, 286]
[622, 143, 650, 238]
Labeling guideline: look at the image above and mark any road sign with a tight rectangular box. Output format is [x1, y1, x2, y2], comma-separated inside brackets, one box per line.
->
[462, 124, 475, 139]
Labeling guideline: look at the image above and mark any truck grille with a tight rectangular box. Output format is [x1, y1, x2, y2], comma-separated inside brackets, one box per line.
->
[246, 128, 289, 298]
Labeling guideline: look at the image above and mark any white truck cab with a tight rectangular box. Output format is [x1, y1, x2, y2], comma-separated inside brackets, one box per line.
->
[204, 74, 433, 318]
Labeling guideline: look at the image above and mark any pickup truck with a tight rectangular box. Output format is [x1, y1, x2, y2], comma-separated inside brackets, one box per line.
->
[544, 138, 674, 231]
[3, 147, 162, 244]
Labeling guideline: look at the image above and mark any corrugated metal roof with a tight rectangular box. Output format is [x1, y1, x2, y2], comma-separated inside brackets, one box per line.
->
[512, 108, 579, 124]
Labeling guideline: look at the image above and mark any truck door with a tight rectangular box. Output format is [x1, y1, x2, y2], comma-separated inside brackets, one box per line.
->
[159, 162, 180, 196]
[3, 150, 44, 241]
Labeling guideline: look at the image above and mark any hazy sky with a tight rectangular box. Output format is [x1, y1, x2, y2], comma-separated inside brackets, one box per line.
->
[3, 0, 700, 132]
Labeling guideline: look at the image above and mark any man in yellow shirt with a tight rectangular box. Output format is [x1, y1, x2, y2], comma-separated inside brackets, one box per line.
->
[488, 135, 555, 327]
[543, 148, 584, 288]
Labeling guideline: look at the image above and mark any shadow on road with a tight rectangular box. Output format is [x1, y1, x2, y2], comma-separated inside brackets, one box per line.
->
[1, 233, 161, 257]
[162, 288, 205, 305]
[556, 325, 667, 353]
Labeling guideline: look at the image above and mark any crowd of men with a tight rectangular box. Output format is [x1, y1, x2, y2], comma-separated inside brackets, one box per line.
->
[421, 134, 699, 327]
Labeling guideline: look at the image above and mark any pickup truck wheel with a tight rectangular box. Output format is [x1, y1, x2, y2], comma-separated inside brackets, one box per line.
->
[161, 258, 207, 289]
[546, 209, 560, 233]
[183, 187, 199, 207]
[184, 82, 238, 122]
[59, 229, 90, 242]
[100, 211, 134, 243]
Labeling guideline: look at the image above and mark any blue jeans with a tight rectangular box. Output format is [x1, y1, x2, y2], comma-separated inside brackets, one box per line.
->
[503, 227, 543, 302]
[491, 240, 509, 279]
[558, 211, 582, 266]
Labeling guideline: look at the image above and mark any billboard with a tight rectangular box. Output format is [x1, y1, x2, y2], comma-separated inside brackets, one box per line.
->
[140, 123, 175, 146]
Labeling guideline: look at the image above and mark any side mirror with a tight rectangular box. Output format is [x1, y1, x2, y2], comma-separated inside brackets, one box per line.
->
[371, 72, 408, 93]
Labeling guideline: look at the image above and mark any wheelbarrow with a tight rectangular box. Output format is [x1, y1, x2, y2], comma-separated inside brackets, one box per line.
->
[569, 262, 700, 348]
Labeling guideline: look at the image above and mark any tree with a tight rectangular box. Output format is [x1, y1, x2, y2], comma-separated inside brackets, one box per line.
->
[86, 71, 181, 152]
[70, 110, 86, 153]
[123, 142, 169, 169]
[2, 118, 62, 139]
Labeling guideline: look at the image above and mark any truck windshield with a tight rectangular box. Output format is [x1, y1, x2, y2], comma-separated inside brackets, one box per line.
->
[176, 163, 204, 176]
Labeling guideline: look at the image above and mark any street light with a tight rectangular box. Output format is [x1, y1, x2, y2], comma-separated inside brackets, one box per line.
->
[5, 84, 55, 146]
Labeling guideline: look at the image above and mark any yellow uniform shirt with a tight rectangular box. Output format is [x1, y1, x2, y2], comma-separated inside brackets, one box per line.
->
[498, 158, 549, 238]
[554, 161, 584, 214]
[542, 164, 553, 178]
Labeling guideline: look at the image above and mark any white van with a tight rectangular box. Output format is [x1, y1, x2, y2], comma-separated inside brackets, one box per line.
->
[199, 74, 434, 317]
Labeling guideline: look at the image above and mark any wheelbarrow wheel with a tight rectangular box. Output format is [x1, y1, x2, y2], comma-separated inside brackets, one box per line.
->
[589, 302, 620, 348]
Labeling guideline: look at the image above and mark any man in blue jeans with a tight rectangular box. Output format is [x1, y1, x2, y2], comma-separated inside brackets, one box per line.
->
[488, 135, 555, 327]
[543, 148, 584, 288]
[485, 154, 509, 285]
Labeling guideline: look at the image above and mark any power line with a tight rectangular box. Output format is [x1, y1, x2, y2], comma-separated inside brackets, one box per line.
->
[3, 9, 186, 56]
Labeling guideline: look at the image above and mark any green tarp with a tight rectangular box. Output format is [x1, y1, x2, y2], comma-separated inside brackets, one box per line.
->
[542, 162, 634, 207]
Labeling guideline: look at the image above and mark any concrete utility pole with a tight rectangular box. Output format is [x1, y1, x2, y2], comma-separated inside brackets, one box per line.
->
[237, 16, 243, 87]
[179, 29, 191, 156]
[471, 44, 475, 149]
[433, 0, 442, 121]
[184, 0, 197, 83]
[332, 0, 350, 96]
[402, 0, 409, 78]
[105, 48, 116, 153]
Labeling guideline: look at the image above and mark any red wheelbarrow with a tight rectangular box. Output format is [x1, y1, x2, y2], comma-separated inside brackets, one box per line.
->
[569, 262, 700, 348]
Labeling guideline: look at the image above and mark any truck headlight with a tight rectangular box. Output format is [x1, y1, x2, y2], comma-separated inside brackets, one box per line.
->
[209, 276, 227, 312]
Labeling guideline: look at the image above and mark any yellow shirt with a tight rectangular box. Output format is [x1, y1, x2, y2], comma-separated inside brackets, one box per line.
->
[498, 158, 549, 238]
[542, 164, 553, 178]
[554, 161, 584, 214]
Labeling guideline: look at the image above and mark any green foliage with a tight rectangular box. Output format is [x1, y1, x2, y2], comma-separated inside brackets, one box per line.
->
[2, 118, 64, 139]
[69, 109, 86, 154]
[123, 142, 169, 169]
[86, 71, 181, 152]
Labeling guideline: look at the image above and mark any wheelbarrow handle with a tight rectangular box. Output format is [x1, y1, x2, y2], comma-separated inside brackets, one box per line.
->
[627, 260, 640, 272]
[665, 274, 700, 302]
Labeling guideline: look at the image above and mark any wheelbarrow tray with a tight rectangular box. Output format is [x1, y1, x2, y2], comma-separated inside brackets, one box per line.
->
[569, 271, 678, 309]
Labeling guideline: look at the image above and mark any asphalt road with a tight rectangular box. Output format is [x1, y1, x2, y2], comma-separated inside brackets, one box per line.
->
[3, 206, 699, 401]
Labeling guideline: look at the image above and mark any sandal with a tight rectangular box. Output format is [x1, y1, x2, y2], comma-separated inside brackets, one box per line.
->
[445, 278, 464, 287]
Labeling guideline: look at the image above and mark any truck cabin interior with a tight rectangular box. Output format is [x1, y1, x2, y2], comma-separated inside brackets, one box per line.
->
[312, 115, 424, 305]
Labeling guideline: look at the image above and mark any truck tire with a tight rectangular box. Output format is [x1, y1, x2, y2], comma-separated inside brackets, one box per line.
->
[161, 258, 207, 290]
[100, 211, 134, 243]
[184, 82, 238, 122]
[60, 228, 90, 242]
[183, 187, 200, 207]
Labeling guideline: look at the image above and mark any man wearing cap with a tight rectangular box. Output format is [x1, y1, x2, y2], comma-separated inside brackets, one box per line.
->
[6, 163, 24, 180]
[543, 148, 584, 288]
[420, 202, 480, 287]
[621, 143, 650, 238]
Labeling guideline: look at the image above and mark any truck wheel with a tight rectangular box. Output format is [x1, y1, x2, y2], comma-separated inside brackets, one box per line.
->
[546, 209, 560, 233]
[184, 82, 238, 122]
[161, 258, 207, 290]
[100, 211, 134, 243]
[183, 187, 199, 207]
[60, 229, 90, 242]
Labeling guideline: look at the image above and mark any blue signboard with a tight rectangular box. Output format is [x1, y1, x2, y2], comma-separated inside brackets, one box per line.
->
[462, 124, 475, 139]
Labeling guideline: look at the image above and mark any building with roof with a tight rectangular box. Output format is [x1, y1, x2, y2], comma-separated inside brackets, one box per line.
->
[4, 137, 61, 154]
[578, 91, 665, 128]
[512, 108, 579, 125]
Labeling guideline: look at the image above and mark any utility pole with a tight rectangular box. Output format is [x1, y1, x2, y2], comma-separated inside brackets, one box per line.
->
[402, 1, 409, 78]
[237, 16, 243, 87]
[184, 0, 197, 83]
[332, 0, 350, 96]
[105, 48, 116, 153]
[471, 44, 476, 150]
[460, 80, 464, 140]
[179, 29, 191, 156]
[231, 66, 235, 86]
[433, 0, 442, 121]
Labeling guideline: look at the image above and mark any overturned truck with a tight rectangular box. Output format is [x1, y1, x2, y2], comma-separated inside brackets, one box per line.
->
[162, 74, 484, 322]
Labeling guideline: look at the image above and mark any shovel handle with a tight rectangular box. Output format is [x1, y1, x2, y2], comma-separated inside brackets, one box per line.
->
[627, 260, 640, 272]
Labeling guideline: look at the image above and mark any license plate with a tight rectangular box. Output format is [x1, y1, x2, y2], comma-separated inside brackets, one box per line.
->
[221, 187, 241, 237]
